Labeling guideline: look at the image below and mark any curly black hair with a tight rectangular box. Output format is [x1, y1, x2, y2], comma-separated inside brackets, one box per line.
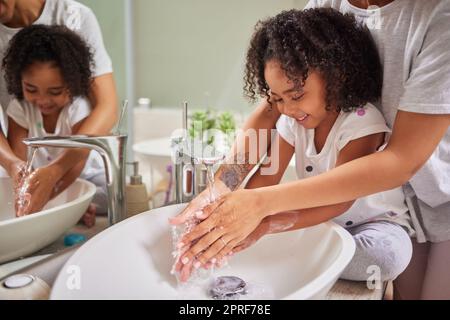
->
[2, 24, 94, 100]
[244, 8, 382, 112]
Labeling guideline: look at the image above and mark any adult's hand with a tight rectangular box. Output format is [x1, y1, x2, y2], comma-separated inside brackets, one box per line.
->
[169, 180, 231, 225]
[174, 188, 269, 281]
[232, 218, 270, 254]
[179, 221, 270, 278]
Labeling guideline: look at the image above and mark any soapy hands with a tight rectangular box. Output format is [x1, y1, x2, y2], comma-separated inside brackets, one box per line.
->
[169, 187, 219, 226]
[169, 176, 232, 225]
[170, 188, 268, 282]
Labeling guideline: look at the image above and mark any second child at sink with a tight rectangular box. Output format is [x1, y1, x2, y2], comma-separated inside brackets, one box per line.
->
[2, 24, 107, 227]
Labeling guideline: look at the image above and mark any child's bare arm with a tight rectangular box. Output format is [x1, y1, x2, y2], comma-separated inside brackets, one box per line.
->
[245, 132, 294, 189]
[48, 120, 89, 198]
[7, 117, 29, 161]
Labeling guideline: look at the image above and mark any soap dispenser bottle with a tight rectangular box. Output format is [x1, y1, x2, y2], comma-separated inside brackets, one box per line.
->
[126, 161, 150, 217]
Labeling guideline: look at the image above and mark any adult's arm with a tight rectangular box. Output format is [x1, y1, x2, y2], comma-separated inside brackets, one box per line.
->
[6, 117, 28, 161]
[262, 111, 450, 213]
[0, 130, 24, 176]
[46, 119, 92, 199]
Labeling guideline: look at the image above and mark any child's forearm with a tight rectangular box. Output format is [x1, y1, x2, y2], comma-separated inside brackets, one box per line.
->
[245, 162, 282, 189]
[246, 169, 275, 189]
[48, 148, 91, 182]
[215, 100, 280, 191]
[265, 201, 353, 234]
[51, 158, 88, 198]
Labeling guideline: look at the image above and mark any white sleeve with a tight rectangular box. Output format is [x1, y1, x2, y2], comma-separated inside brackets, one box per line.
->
[276, 115, 295, 147]
[336, 104, 390, 151]
[72, 4, 113, 77]
[398, 3, 450, 115]
[67, 98, 92, 127]
[304, 0, 333, 9]
[6, 99, 29, 130]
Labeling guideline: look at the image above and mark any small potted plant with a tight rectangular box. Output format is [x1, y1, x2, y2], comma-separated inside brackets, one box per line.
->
[188, 109, 236, 155]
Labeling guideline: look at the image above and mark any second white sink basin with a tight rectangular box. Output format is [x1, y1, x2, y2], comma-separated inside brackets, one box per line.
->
[0, 178, 96, 264]
[51, 204, 355, 300]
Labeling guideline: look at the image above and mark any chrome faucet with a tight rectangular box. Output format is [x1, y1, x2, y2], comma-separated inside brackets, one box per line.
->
[23, 135, 128, 226]
[171, 102, 224, 204]
[171, 102, 197, 204]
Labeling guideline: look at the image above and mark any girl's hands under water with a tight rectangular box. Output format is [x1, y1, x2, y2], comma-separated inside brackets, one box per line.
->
[173, 188, 268, 282]
[15, 165, 60, 217]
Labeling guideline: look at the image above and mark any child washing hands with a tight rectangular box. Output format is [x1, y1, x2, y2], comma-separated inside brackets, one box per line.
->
[173, 8, 413, 282]
[3, 24, 107, 227]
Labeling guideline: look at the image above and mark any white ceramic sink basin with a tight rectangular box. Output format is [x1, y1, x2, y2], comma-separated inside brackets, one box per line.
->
[0, 178, 96, 264]
[51, 204, 355, 300]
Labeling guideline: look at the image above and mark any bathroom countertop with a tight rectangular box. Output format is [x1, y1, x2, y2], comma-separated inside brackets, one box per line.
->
[33, 216, 110, 256]
[327, 279, 386, 300]
[1, 216, 385, 300]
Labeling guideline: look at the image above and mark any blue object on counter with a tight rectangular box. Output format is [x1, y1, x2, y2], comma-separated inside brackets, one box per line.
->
[64, 234, 86, 247]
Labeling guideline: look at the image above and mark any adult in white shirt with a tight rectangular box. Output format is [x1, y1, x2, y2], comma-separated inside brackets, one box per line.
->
[0, 0, 118, 214]
[172, 0, 450, 299]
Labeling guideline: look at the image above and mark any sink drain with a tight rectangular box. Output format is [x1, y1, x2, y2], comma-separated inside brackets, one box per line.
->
[0, 274, 50, 300]
[3, 274, 35, 289]
[209, 276, 247, 300]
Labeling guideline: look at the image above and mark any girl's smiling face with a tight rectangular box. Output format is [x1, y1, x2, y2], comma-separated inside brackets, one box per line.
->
[264, 59, 337, 129]
[21, 61, 71, 116]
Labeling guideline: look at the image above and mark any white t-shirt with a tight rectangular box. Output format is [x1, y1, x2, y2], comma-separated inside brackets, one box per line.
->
[7, 98, 104, 179]
[277, 103, 411, 230]
[304, 0, 450, 240]
[0, 0, 113, 133]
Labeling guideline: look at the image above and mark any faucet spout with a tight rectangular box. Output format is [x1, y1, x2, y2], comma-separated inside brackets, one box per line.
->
[23, 135, 128, 226]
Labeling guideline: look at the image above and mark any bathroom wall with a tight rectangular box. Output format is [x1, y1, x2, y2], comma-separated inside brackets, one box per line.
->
[134, 0, 309, 111]
[78, 0, 309, 111]
[78, 0, 127, 103]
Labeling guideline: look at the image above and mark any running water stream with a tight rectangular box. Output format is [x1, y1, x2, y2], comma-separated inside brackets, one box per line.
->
[170, 153, 224, 282]
[15, 148, 38, 215]
[199, 155, 225, 203]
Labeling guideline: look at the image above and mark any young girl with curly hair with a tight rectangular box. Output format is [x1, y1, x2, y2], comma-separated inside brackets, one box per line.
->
[173, 8, 413, 283]
[3, 24, 107, 227]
